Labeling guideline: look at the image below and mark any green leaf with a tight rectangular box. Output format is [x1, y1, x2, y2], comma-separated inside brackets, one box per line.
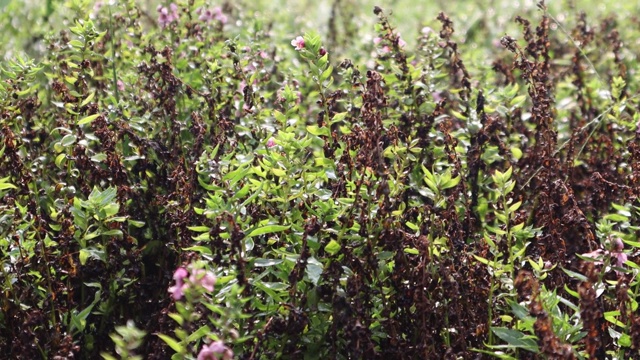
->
[0, 181, 17, 190]
[78, 113, 100, 125]
[127, 220, 145, 228]
[560, 267, 588, 282]
[168, 313, 184, 327]
[307, 125, 330, 137]
[271, 168, 287, 177]
[511, 147, 523, 160]
[451, 110, 467, 120]
[187, 226, 210, 232]
[91, 153, 107, 162]
[80, 91, 95, 107]
[441, 175, 460, 190]
[507, 299, 531, 321]
[321, 65, 333, 81]
[55, 153, 67, 168]
[324, 240, 341, 255]
[182, 246, 212, 255]
[61, 134, 77, 147]
[491, 327, 539, 352]
[404, 247, 420, 255]
[253, 281, 282, 302]
[604, 214, 628, 222]
[473, 254, 492, 266]
[186, 325, 211, 343]
[157, 334, 183, 353]
[508, 201, 522, 213]
[254, 258, 283, 267]
[509, 95, 527, 107]
[89, 186, 117, 208]
[306, 261, 323, 285]
[79, 249, 90, 265]
[330, 112, 347, 124]
[405, 222, 419, 232]
[247, 224, 290, 238]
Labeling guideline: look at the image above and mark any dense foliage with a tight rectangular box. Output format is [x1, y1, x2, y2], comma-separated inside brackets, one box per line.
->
[2, 0, 640, 358]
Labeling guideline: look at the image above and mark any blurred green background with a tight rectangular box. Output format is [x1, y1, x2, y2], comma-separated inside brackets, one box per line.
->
[2, 0, 638, 63]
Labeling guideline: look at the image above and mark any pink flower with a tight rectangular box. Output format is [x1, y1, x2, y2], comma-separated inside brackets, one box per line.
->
[93, 1, 104, 13]
[267, 137, 276, 148]
[421, 26, 434, 36]
[197, 343, 217, 360]
[197, 7, 227, 24]
[197, 8, 213, 22]
[581, 249, 605, 265]
[581, 238, 628, 268]
[173, 267, 188, 281]
[373, 37, 382, 45]
[168, 267, 189, 300]
[189, 269, 216, 292]
[157, 3, 180, 28]
[197, 341, 233, 360]
[117, 80, 125, 92]
[397, 35, 406, 48]
[612, 237, 624, 252]
[613, 252, 628, 267]
[214, 8, 228, 24]
[291, 36, 305, 51]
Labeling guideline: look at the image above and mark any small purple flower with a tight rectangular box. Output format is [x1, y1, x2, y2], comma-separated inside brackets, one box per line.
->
[93, 1, 104, 13]
[173, 267, 188, 281]
[267, 137, 276, 148]
[397, 35, 406, 48]
[581, 237, 628, 269]
[214, 7, 228, 24]
[319, 47, 327, 56]
[581, 249, 605, 265]
[168, 267, 188, 300]
[168, 283, 187, 300]
[189, 269, 216, 293]
[197, 8, 214, 22]
[610, 237, 627, 267]
[197, 341, 234, 360]
[157, 3, 180, 28]
[291, 36, 305, 51]
[117, 80, 125, 92]
[197, 7, 227, 24]
[613, 252, 628, 267]
[421, 26, 433, 36]
[612, 237, 624, 252]
[197, 343, 216, 360]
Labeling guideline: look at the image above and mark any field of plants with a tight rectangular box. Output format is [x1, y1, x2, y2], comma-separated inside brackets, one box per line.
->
[2, 0, 640, 358]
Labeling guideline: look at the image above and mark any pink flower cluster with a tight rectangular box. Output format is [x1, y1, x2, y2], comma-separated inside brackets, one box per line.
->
[157, 3, 179, 28]
[197, 7, 227, 24]
[197, 340, 233, 360]
[168, 265, 217, 300]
